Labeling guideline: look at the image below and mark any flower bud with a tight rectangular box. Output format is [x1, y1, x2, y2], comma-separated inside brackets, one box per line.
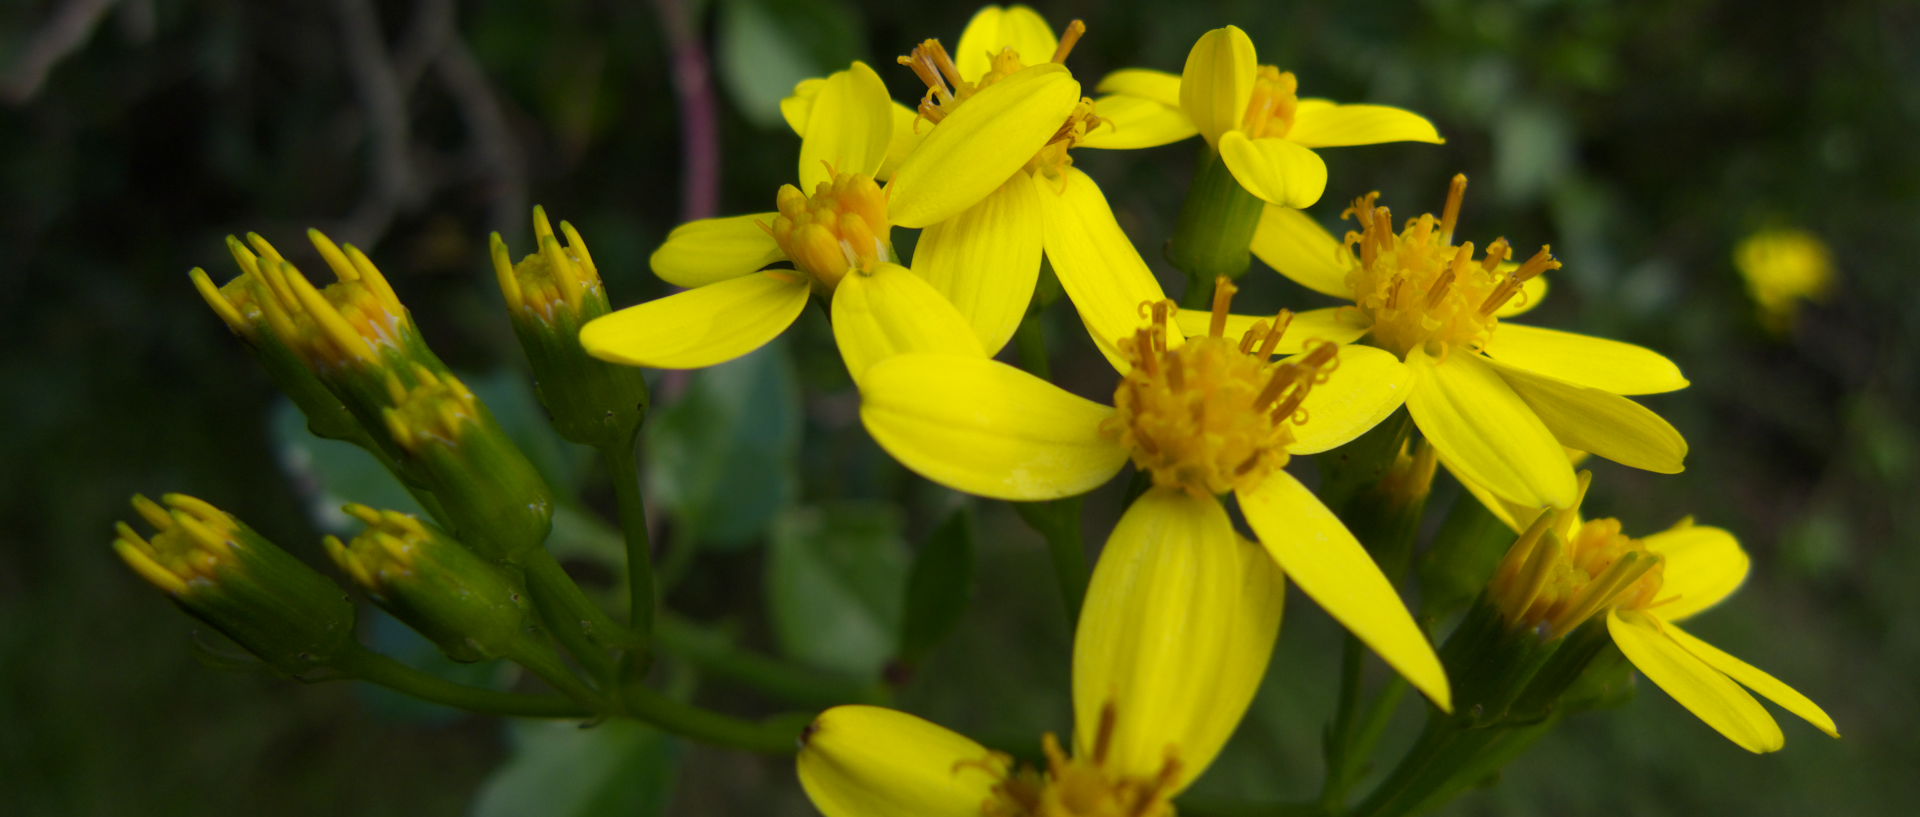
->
[325, 505, 540, 662]
[492, 207, 651, 447]
[381, 366, 555, 561]
[113, 494, 356, 678]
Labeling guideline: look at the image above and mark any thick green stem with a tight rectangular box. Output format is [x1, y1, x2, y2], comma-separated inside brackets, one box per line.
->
[1170, 147, 1266, 308]
[618, 683, 807, 755]
[656, 615, 890, 707]
[521, 550, 628, 679]
[603, 433, 656, 649]
[337, 646, 592, 718]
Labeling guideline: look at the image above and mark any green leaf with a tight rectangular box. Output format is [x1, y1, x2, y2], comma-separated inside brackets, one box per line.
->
[470, 719, 678, 817]
[645, 340, 801, 550]
[766, 503, 909, 677]
[715, 0, 864, 128]
[896, 506, 976, 667]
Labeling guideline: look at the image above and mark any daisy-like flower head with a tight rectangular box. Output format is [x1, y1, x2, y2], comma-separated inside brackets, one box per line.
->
[1205, 174, 1693, 509]
[781, 6, 1199, 360]
[1733, 226, 1835, 332]
[1098, 24, 1443, 209]
[860, 279, 1452, 712]
[1480, 473, 1840, 753]
[583, 59, 1039, 380]
[799, 487, 1286, 817]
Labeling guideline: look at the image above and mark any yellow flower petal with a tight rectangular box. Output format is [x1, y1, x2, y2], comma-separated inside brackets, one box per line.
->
[1484, 323, 1690, 395]
[1036, 166, 1176, 372]
[1607, 610, 1784, 753]
[1491, 274, 1548, 317]
[1251, 204, 1357, 298]
[1172, 306, 1371, 356]
[1641, 523, 1748, 622]
[781, 77, 825, 134]
[1077, 94, 1199, 150]
[797, 704, 1007, 817]
[1659, 619, 1840, 738]
[1096, 68, 1182, 108]
[581, 270, 809, 370]
[911, 174, 1043, 354]
[798, 61, 894, 189]
[1219, 131, 1329, 209]
[859, 354, 1128, 500]
[649, 213, 787, 288]
[1074, 488, 1283, 792]
[1404, 349, 1576, 509]
[888, 63, 1080, 229]
[953, 4, 1058, 82]
[1287, 345, 1413, 455]
[831, 263, 986, 383]
[1284, 102, 1443, 148]
[1490, 359, 1688, 475]
[783, 76, 921, 181]
[1238, 470, 1452, 711]
[1179, 25, 1256, 147]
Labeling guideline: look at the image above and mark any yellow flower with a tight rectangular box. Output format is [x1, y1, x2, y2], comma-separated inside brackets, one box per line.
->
[1733, 227, 1835, 331]
[859, 281, 1452, 710]
[582, 58, 1075, 380]
[1100, 24, 1442, 209]
[1484, 473, 1839, 753]
[798, 489, 1286, 817]
[785, 6, 1200, 359]
[1201, 175, 1691, 509]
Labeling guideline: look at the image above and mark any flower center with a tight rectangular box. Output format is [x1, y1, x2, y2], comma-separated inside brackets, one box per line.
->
[381, 366, 480, 453]
[331, 504, 436, 589]
[1241, 66, 1299, 139]
[218, 233, 414, 368]
[1103, 280, 1339, 497]
[896, 21, 1105, 179]
[1491, 500, 1669, 638]
[768, 171, 894, 290]
[496, 208, 602, 324]
[1342, 175, 1559, 360]
[981, 704, 1179, 817]
[115, 494, 244, 594]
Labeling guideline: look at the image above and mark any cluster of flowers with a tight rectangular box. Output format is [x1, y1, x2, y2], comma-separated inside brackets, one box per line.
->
[114, 6, 1836, 815]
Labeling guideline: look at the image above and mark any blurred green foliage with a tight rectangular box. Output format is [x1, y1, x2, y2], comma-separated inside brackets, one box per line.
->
[3, 0, 1916, 815]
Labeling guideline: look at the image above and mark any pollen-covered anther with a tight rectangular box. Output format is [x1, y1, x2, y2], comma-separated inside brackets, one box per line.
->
[767, 171, 894, 290]
[898, 20, 1101, 178]
[1103, 278, 1337, 496]
[1491, 492, 1669, 639]
[982, 703, 1178, 817]
[1341, 174, 1559, 359]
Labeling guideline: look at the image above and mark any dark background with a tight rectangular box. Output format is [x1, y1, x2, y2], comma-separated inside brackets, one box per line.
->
[3, 0, 1915, 814]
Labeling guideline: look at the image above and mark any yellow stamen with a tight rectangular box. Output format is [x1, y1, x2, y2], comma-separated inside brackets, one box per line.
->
[897, 24, 1105, 178]
[766, 172, 893, 290]
[1104, 287, 1339, 496]
[1051, 20, 1087, 63]
[1488, 476, 1669, 637]
[1240, 66, 1300, 139]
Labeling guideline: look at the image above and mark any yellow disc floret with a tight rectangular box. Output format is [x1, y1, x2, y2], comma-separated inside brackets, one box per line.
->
[769, 171, 894, 290]
[194, 230, 415, 369]
[1490, 478, 1670, 638]
[1104, 279, 1340, 497]
[112, 493, 245, 596]
[1240, 66, 1300, 140]
[381, 365, 480, 453]
[493, 205, 603, 324]
[1342, 175, 1559, 360]
[897, 20, 1105, 178]
[983, 704, 1179, 817]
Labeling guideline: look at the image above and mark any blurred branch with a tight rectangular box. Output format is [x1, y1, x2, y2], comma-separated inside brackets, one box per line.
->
[653, 0, 720, 221]
[1, 0, 117, 105]
[331, 0, 419, 244]
[436, 37, 527, 238]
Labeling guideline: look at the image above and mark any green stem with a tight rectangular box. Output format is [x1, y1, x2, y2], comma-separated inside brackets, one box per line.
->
[337, 646, 591, 718]
[1321, 634, 1368, 809]
[1015, 498, 1088, 628]
[1170, 147, 1265, 308]
[1015, 309, 1052, 379]
[656, 615, 890, 707]
[618, 683, 807, 755]
[521, 550, 627, 679]
[602, 432, 656, 649]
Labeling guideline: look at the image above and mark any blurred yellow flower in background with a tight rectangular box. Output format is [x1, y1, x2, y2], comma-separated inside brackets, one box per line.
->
[1734, 227, 1835, 332]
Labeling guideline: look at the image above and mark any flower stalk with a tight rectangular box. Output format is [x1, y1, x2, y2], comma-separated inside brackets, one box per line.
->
[1170, 147, 1266, 307]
